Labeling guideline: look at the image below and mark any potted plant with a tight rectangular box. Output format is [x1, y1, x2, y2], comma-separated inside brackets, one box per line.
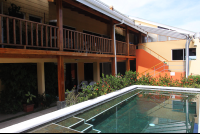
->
[23, 91, 36, 112]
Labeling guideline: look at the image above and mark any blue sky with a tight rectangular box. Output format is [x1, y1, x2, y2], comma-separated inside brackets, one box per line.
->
[100, 0, 200, 32]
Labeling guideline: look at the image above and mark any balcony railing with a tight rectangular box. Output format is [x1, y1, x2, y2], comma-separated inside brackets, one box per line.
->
[116, 40, 127, 55]
[63, 28, 112, 54]
[0, 14, 59, 49]
[0, 14, 136, 56]
[129, 44, 136, 56]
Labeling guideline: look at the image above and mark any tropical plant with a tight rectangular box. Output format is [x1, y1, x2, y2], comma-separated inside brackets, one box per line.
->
[25, 91, 36, 104]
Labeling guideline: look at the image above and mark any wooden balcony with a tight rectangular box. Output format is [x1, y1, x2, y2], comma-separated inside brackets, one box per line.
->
[0, 14, 136, 57]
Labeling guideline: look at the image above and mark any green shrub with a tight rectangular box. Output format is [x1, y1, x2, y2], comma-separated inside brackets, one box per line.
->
[65, 71, 200, 107]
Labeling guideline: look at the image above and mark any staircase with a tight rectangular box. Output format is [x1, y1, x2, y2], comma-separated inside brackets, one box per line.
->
[57, 116, 101, 133]
[142, 121, 191, 133]
[137, 44, 184, 77]
[137, 44, 169, 76]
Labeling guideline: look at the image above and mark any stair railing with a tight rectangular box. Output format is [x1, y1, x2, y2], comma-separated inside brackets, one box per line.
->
[138, 44, 168, 62]
[140, 61, 165, 76]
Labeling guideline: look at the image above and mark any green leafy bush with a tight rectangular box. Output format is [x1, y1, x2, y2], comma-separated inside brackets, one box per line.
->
[65, 71, 200, 107]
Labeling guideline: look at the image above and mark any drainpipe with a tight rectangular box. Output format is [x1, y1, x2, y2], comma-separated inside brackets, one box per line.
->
[185, 35, 191, 78]
[181, 34, 192, 78]
[113, 19, 124, 76]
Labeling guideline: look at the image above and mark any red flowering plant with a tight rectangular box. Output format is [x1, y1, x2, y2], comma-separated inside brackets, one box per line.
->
[137, 73, 156, 86]
[122, 71, 139, 87]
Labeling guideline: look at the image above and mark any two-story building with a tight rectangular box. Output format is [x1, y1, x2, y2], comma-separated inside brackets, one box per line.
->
[0, 0, 199, 104]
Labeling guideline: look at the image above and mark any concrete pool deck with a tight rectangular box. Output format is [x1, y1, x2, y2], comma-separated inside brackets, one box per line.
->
[0, 106, 57, 130]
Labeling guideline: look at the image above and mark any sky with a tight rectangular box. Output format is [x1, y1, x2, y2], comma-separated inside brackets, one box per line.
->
[100, 0, 200, 33]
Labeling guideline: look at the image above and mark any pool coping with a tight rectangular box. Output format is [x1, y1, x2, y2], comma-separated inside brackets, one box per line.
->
[0, 85, 200, 133]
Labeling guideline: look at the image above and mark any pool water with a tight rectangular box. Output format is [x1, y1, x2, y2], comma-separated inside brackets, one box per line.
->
[29, 90, 197, 133]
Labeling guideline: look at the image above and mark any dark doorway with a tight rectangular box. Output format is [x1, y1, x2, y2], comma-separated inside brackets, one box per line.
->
[65, 63, 77, 91]
[101, 63, 111, 77]
[130, 60, 136, 72]
[117, 62, 126, 75]
[84, 63, 93, 82]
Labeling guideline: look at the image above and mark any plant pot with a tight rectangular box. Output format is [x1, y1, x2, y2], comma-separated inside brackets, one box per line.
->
[23, 104, 34, 113]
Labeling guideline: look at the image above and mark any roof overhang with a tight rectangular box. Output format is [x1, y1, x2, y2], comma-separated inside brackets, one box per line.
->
[75, 0, 147, 34]
[136, 25, 189, 39]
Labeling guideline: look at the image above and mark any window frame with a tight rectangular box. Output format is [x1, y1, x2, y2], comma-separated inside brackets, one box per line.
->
[171, 48, 196, 61]
[29, 15, 42, 23]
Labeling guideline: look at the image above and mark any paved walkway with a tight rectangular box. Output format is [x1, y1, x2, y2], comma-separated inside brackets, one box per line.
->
[0, 106, 57, 130]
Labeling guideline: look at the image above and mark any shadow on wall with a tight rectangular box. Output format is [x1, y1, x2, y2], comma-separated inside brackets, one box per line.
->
[136, 49, 168, 73]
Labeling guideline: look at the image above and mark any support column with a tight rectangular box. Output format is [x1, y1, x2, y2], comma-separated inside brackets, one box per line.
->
[56, 0, 63, 51]
[57, 55, 65, 101]
[126, 26, 129, 56]
[77, 62, 84, 84]
[37, 62, 45, 95]
[93, 62, 100, 82]
[126, 26, 130, 72]
[138, 32, 142, 43]
[126, 59, 130, 72]
[110, 19, 115, 55]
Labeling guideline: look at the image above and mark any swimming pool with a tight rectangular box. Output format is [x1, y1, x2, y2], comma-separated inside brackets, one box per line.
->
[0, 85, 200, 133]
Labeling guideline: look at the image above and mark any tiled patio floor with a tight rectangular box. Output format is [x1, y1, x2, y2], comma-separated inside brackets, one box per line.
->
[0, 106, 57, 130]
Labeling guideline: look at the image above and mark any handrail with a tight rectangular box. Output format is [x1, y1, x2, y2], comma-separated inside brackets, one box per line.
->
[138, 44, 168, 61]
[0, 14, 58, 28]
[140, 61, 165, 75]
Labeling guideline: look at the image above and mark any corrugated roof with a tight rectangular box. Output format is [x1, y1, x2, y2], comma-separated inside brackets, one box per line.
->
[136, 25, 187, 39]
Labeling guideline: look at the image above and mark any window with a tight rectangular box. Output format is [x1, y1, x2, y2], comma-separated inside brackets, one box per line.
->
[172, 49, 184, 60]
[142, 35, 147, 43]
[29, 15, 41, 23]
[172, 100, 196, 114]
[158, 35, 167, 41]
[172, 48, 196, 60]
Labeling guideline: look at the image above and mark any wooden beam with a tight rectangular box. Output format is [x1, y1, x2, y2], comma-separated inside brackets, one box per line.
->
[48, 0, 54, 2]
[110, 19, 115, 54]
[0, 48, 136, 59]
[126, 58, 130, 72]
[63, 0, 110, 21]
[56, 0, 63, 51]
[57, 55, 65, 101]
[0, 54, 56, 58]
[138, 32, 142, 43]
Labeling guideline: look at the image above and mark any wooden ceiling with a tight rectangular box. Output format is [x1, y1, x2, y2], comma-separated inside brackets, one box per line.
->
[62, 0, 111, 24]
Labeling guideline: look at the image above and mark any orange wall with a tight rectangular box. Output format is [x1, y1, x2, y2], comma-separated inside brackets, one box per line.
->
[136, 49, 168, 74]
[154, 72, 185, 82]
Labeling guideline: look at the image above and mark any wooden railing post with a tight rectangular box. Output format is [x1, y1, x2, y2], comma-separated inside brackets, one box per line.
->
[56, 0, 63, 51]
[126, 26, 129, 56]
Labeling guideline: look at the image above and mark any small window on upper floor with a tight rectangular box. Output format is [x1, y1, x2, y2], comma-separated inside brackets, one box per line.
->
[29, 15, 42, 23]
[172, 48, 196, 60]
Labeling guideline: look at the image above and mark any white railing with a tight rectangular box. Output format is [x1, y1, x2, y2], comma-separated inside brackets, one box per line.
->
[144, 62, 185, 77]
